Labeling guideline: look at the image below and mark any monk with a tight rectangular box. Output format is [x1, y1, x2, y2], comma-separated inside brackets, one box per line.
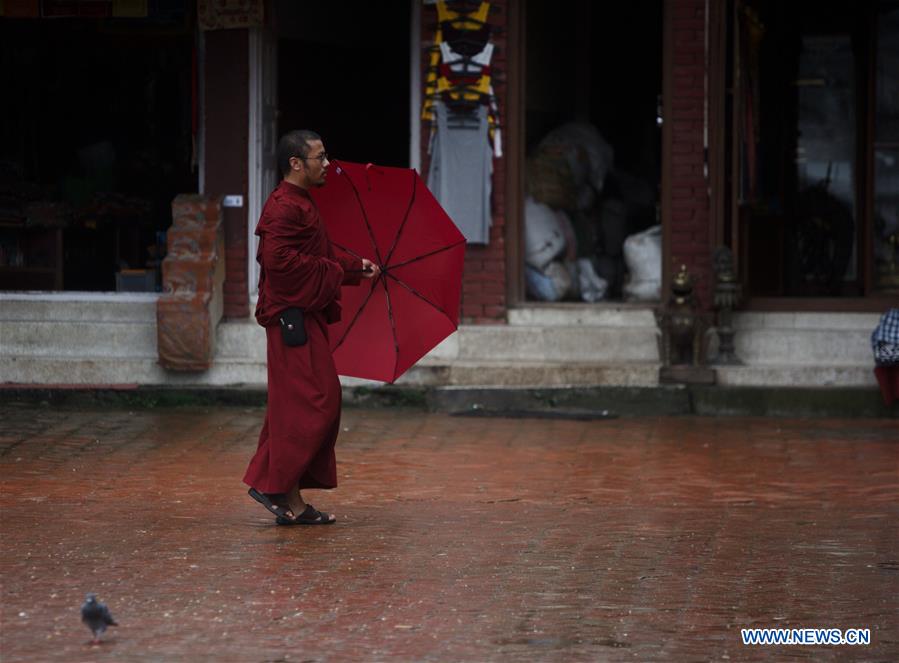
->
[244, 130, 380, 525]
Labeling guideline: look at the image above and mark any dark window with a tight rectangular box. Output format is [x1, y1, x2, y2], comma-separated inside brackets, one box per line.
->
[734, 0, 899, 299]
[0, 15, 196, 292]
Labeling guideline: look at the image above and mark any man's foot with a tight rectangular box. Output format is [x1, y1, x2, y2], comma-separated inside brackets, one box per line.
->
[277, 504, 336, 526]
[248, 488, 297, 520]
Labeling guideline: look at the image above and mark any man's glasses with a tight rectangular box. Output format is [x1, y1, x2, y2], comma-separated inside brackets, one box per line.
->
[299, 152, 329, 163]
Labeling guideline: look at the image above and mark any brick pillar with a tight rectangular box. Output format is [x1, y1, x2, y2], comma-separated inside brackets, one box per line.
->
[222, 208, 249, 317]
[157, 195, 225, 371]
[665, 0, 713, 310]
[421, 0, 509, 324]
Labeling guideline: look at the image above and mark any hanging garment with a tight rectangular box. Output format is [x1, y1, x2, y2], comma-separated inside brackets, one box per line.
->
[422, 36, 492, 119]
[436, 0, 490, 29]
[422, 41, 442, 122]
[436, 40, 502, 157]
[423, 0, 492, 122]
[438, 61, 491, 83]
[427, 101, 493, 244]
[441, 21, 491, 56]
[438, 41, 493, 95]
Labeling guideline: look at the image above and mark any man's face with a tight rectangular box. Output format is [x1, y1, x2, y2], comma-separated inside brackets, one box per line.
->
[298, 139, 329, 188]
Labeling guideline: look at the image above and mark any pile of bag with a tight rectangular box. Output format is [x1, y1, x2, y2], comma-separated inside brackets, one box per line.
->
[524, 196, 608, 302]
[525, 122, 661, 302]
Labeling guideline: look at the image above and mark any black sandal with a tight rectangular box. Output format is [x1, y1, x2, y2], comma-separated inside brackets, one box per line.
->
[280, 504, 336, 526]
[248, 488, 297, 522]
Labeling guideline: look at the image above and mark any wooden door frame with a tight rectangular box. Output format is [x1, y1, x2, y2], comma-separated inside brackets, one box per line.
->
[505, 0, 525, 306]
[660, 0, 674, 301]
[708, 0, 728, 257]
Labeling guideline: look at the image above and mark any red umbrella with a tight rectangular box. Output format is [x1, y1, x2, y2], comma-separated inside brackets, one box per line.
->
[311, 160, 466, 383]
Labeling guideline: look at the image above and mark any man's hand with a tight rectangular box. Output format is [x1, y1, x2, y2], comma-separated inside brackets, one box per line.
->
[361, 259, 380, 279]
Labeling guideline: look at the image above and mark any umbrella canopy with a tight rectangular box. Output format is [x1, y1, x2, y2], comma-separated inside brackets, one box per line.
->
[311, 160, 466, 383]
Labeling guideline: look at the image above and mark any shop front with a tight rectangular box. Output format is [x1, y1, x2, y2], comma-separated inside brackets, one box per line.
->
[1, 0, 888, 391]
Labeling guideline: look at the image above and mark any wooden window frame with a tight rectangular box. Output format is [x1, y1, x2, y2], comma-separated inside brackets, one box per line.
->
[716, 0, 896, 312]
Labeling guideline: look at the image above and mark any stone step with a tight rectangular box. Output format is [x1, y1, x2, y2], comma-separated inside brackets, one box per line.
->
[0, 293, 158, 322]
[412, 361, 660, 387]
[734, 312, 882, 331]
[301, 360, 659, 388]
[507, 306, 658, 327]
[1, 353, 659, 389]
[715, 364, 876, 388]
[216, 319, 266, 361]
[732, 312, 880, 366]
[214, 319, 661, 364]
[216, 321, 661, 387]
[1, 344, 875, 389]
[0, 355, 266, 386]
[1, 355, 164, 385]
[734, 330, 874, 365]
[452, 325, 659, 362]
[1, 301, 883, 389]
[1, 319, 158, 358]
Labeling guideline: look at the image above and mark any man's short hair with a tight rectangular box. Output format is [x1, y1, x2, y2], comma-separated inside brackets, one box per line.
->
[277, 130, 322, 176]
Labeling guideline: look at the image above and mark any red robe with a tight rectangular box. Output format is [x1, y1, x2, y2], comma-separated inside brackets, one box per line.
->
[243, 180, 362, 494]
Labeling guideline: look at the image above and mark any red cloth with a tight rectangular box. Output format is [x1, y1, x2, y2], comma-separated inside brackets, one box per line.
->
[874, 366, 899, 407]
[243, 180, 362, 494]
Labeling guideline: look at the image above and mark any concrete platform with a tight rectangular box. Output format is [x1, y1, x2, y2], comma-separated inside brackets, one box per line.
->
[0, 294, 884, 389]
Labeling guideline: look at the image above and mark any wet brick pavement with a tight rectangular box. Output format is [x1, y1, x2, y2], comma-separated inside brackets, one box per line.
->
[0, 404, 897, 662]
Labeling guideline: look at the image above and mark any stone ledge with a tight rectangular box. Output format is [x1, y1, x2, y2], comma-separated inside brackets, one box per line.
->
[507, 306, 659, 327]
[0, 296, 158, 322]
[2, 384, 893, 418]
[716, 364, 877, 387]
[733, 312, 882, 330]
[0, 356, 264, 386]
[438, 361, 660, 387]
[690, 385, 895, 418]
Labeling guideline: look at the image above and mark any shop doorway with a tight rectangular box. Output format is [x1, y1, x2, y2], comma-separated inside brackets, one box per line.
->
[0, 13, 196, 293]
[523, 0, 663, 304]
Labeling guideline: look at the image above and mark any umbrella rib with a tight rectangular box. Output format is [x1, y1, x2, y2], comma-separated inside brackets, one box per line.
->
[387, 238, 466, 271]
[339, 166, 384, 266]
[331, 241, 362, 262]
[386, 272, 459, 332]
[380, 272, 401, 381]
[331, 276, 382, 353]
[331, 242, 374, 273]
[383, 170, 417, 267]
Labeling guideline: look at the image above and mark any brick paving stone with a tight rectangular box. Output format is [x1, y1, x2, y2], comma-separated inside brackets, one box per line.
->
[0, 404, 897, 662]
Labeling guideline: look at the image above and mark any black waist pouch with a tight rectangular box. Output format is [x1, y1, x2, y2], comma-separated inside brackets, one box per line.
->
[278, 307, 307, 346]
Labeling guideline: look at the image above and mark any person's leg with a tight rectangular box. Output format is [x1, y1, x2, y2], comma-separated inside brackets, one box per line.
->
[286, 481, 303, 516]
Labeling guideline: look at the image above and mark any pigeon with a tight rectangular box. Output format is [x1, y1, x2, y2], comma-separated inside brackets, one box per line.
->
[81, 593, 118, 643]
